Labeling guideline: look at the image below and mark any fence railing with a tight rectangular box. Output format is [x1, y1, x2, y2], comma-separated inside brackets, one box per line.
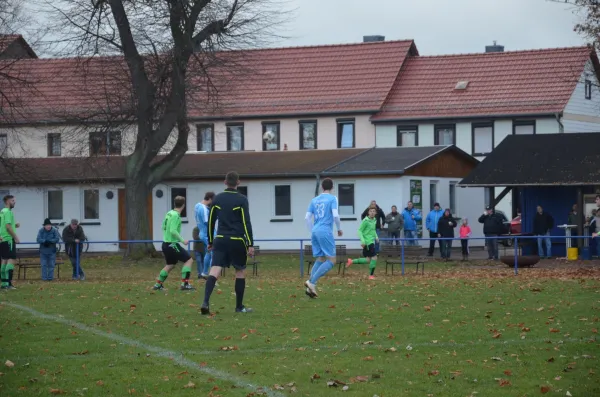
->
[13, 234, 598, 278]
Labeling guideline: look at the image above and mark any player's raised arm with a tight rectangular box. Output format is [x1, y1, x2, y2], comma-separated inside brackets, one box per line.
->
[208, 202, 220, 245]
[241, 197, 254, 247]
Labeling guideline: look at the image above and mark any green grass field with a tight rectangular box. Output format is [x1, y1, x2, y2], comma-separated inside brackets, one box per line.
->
[1, 255, 599, 397]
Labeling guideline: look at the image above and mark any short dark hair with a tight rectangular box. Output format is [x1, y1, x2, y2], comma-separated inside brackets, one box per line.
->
[596, 194, 600, 200]
[204, 192, 215, 201]
[225, 171, 239, 188]
[321, 178, 333, 191]
[174, 196, 186, 208]
[3, 195, 13, 203]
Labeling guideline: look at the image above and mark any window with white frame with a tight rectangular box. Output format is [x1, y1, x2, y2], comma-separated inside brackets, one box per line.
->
[449, 182, 457, 214]
[170, 187, 187, 218]
[472, 123, 494, 155]
[337, 119, 355, 148]
[89, 131, 121, 155]
[47, 190, 63, 220]
[274, 185, 291, 217]
[83, 189, 100, 220]
[434, 125, 455, 145]
[227, 124, 244, 151]
[47, 133, 61, 157]
[397, 126, 417, 147]
[196, 124, 214, 152]
[585, 79, 592, 100]
[429, 182, 438, 209]
[338, 183, 355, 216]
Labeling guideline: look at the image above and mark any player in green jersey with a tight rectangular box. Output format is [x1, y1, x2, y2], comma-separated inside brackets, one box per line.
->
[1, 195, 20, 290]
[152, 196, 195, 291]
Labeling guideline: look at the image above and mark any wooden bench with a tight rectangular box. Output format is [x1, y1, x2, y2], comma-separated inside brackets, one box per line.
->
[304, 244, 348, 276]
[379, 245, 425, 275]
[16, 248, 64, 280]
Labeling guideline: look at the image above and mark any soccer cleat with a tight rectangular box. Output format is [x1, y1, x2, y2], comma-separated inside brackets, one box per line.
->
[304, 280, 318, 297]
[305, 287, 317, 299]
[346, 258, 353, 268]
[180, 283, 196, 291]
[235, 306, 253, 313]
[368, 275, 376, 280]
[7, 284, 16, 290]
[200, 273, 209, 280]
[200, 303, 210, 315]
[152, 284, 165, 291]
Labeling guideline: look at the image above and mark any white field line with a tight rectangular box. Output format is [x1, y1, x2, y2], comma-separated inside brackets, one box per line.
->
[183, 336, 595, 357]
[2, 301, 285, 397]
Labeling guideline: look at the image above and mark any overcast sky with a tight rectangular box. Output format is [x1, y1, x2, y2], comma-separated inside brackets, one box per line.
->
[274, 0, 586, 55]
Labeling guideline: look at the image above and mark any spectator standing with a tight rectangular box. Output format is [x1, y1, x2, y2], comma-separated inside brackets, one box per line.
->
[192, 226, 207, 278]
[568, 204, 583, 248]
[62, 219, 86, 281]
[459, 218, 472, 261]
[437, 208, 457, 260]
[478, 205, 504, 260]
[384, 205, 403, 245]
[361, 200, 386, 252]
[36, 219, 61, 281]
[533, 205, 554, 258]
[425, 202, 444, 257]
[590, 195, 600, 257]
[402, 201, 422, 246]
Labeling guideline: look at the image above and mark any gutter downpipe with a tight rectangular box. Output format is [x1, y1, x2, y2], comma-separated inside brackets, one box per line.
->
[555, 112, 564, 133]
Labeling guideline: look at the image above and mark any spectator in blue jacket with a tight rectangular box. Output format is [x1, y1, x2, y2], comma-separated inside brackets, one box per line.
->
[402, 201, 422, 246]
[36, 218, 61, 281]
[425, 202, 444, 257]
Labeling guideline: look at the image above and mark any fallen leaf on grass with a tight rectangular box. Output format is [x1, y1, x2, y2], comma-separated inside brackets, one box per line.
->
[503, 370, 512, 376]
[362, 341, 374, 345]
[491, 357, 503, 361]
[353, 376, 369, 382]
[326, 380, 346, 387]
[540, 385, 551, 393]
[50, 389, 65, 394]
[273, 384, 285, 390]
[497, 379, 511, 387]
[362, 356, 374, 361]
[384, 347, 397, 353]
[310, 373, 321, 382]
[492, 333, 502, 339]
[424, 306, 431, 311]
[522, 327, 531, 332]
[290, 328, 299, 333]
[5, 360, 14, 368]
[550, 328, 560, 333]
[547, 357, 555, 362]
[342, 385, 349, 391]
[96, 380, 104, 386]
[72, 350, 89, 355]
[428, 370, 440, 376]
[183, 381, 195, 389]
[328, 305, 336, 309]
[219, 346, 239, 351]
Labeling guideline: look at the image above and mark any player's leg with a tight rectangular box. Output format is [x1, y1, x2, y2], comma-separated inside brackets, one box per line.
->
[346, 243, 370, 267]
[232, 240, 251, 313]
[153, 242, 176, 290]
[6, 242, 16, 289]
[202, 238, 212, 278]
[305, 234, 324, 297]
[306, 235, 336, 295]
[178, 246, 195, 291]
[0, 243, 8, 289]
[195, 251, 204, 278]
[368, 243, 378, 279]
[201, 239, 228, 315]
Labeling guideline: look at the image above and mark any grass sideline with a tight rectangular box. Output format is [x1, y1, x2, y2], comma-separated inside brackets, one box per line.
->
[0, 254, 599, 397]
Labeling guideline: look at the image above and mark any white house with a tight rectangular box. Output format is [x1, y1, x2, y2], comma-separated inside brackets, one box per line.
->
[0, 146, 485, 252]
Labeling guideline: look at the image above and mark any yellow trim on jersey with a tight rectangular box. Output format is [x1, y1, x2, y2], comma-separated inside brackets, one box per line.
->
[240, 207, 251, 246]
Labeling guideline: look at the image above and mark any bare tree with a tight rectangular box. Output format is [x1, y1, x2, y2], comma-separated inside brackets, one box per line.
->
[33, 0, 288, 254]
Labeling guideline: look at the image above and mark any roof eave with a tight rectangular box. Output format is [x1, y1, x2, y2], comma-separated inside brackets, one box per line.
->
[371, 112, 559, 124]
[190, 109, 380, 122]
[322, 170, 405, 177]
[457, 182, 600, 187]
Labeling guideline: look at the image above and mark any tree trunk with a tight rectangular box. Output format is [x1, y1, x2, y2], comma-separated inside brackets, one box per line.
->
[124, 162, 156, 258]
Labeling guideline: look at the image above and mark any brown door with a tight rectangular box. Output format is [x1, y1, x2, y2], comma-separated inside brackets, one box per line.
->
[118, 189, 153, 249]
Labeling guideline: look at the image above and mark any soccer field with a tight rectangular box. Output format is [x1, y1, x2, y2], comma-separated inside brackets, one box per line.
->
[1, 255, 599, 397]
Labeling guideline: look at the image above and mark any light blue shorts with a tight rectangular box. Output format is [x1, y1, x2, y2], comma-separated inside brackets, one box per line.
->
[311, 231, 336, 258]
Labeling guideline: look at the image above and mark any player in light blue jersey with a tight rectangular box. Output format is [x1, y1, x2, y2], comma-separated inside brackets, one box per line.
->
[304, 178, 343, 298]
[194, 192, 215, 279]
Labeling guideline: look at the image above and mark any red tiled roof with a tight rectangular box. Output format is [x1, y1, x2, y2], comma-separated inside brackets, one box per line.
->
[373, 46, 595, 121]
[0, 40, 417, 124]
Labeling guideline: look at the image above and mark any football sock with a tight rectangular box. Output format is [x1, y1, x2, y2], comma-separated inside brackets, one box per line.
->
[6, 263, 14, 284]
[369, 259, 377, 275]
[181, 265, 191, 285]
[351, 258, 368, 265]
[310, 260, 323, 278]
[310, 260, 333, 284]
[0, 264, 7, 287]
[154, 269, 168, 287]
[235, 278, 245, 309]
[203, 275, 217, 306]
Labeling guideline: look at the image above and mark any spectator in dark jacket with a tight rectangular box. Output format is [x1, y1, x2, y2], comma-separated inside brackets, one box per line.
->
[533, 205, 554, 258]
[478, 205, 504, 260]
[36, 218, 61, 281]
[567, 204, 583, 248]
[437, 209, 457, 260]
[384, 205, 403, 245]
[62, 219, 86, 281]
[361, 200, 386, 252]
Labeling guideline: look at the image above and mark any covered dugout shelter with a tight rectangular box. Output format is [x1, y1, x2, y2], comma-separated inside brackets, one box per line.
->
[459, 133, 600, 258]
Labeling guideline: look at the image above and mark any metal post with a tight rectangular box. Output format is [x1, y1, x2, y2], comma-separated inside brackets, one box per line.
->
[299, 239, 304, 278]
[513, 236, 518, 276]
[401, 238, 405, 276]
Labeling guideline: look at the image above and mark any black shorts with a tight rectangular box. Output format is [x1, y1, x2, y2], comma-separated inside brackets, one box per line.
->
[0, 241, 16, 260]
[211, 237, 247, 270]
[162, 242, 191, 265]
[362, 243, 376, 258]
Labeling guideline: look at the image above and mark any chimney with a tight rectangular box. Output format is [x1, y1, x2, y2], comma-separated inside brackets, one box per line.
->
[363, 35, 385, 43]
[485, 40, 504, 53]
